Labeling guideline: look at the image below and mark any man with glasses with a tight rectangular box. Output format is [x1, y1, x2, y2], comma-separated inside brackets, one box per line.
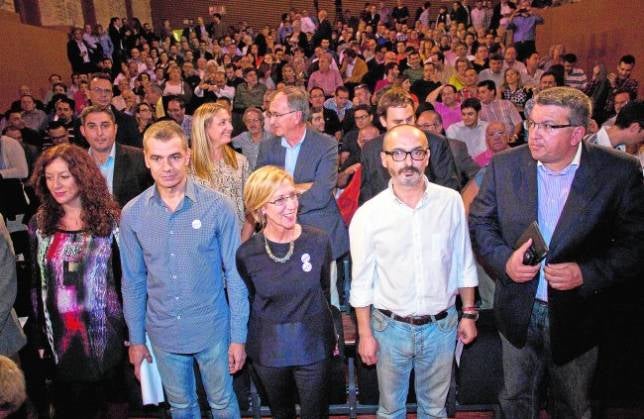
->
[469, 87, 644, 418]
[74, 73, 140, 148]
[350, 124, 478, 418]
[256, 86, 349, 307]
[232, 107, 271, 170]
[417, 110, 480, 188]
[309, 86, 342, 138]
[359, 88, 460, 204]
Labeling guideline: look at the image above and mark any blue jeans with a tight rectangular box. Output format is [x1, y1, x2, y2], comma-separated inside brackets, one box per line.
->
[152, 340, 240, 419]
[372, 306, 457, 419]
[499, 302, 597, 419]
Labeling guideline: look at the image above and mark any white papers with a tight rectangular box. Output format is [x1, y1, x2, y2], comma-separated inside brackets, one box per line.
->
[140, 334, 165, 405]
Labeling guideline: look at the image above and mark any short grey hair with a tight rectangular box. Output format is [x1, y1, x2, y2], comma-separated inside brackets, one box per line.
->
[534, 87, 591, 128]
[271, 86, 310, 124]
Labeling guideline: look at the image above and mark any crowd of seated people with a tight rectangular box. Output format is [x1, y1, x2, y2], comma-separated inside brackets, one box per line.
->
[0, 1, 642, 418]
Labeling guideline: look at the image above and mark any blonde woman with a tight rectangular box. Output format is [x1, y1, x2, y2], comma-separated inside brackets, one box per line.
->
[236, 165, 335, 418]
[191, 102, 254, 241]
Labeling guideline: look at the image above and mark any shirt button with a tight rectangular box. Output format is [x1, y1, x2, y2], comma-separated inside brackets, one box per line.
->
[177, 315, 181, 320]
[169, 231, 174, 235]
[172, 275, 177, 279]
[170, 253, 175, 257]
[175, 296, 179, 300]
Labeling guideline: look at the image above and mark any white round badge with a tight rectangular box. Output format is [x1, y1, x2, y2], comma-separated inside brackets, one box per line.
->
[192, 219, 202, 230]
[301, 253, 311, 263]
[302, 262, 312, 272]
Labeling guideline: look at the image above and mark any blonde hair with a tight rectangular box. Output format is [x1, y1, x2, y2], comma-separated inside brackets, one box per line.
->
[243, 166, 294, 225]
[191, 102, 239, 186]
[0, 355, 27, 415]
[143, 120, 188, 152]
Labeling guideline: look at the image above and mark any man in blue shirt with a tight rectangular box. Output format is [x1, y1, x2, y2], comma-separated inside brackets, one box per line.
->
[119, 120, 249, 418]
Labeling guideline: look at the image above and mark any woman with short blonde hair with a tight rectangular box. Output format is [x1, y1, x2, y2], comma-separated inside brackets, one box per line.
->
[237, 165, 336, 418]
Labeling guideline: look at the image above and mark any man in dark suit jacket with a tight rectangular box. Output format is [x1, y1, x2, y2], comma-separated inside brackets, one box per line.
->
[359, 89, 460, 205]
[256, 87, 349, 306]
[469, 87, 644, 418]
[80, 106, 152, 208]
[74, 73, 141, 149]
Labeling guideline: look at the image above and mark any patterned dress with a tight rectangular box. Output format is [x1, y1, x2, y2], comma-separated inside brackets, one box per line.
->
[193, 151, 250, 227]
[30, 226, 125, 381]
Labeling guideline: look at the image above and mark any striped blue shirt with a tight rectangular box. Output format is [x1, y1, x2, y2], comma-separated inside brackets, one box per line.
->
[535, 143, 582, 302]
[119, 177, 249, 353]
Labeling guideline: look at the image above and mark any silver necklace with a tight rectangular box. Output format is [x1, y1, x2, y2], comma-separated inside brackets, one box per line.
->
[264, 235, 294, 264]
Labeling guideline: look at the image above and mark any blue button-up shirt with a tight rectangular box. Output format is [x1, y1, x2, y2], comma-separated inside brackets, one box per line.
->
[281, 129, 307, 175]
[90, 143, 116, 193]
[119, 177, 249, 353]
[535, 143, 581, 302]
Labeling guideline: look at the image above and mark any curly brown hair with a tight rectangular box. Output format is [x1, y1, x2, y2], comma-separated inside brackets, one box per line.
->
[30, 143, 120, 237]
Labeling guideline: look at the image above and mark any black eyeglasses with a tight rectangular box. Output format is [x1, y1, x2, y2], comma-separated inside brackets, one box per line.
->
[526, 120, 576, 134]
[268, 192, 300, 206]
[383, 148, 429, 162]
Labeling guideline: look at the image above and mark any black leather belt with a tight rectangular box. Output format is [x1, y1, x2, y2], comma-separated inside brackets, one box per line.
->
[377, 308, 448, 325]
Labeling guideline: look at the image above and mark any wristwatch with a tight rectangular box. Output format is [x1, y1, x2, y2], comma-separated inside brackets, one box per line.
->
[462, 312, 479, 321]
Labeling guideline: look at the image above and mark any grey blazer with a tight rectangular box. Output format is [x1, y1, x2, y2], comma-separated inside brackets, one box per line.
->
[256, 129, 350, 259]
[0, 217, 27, 356]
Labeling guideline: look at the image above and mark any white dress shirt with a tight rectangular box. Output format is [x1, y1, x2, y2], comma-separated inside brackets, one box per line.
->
[349, 178, 478, 316]
[446, 119, 489, 158]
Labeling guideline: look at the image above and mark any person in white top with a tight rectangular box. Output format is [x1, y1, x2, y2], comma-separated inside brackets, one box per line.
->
[587, 100, 643, 151]
[446, 98, 489, 158]
[350, 124, 478, 418]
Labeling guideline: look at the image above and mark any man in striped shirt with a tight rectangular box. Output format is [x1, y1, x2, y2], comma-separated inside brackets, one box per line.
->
[469, 87, 644, 418]
[563, 53, 588, 91]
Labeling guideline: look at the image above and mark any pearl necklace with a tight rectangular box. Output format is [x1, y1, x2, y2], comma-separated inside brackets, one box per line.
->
[264, 235, 294, 264]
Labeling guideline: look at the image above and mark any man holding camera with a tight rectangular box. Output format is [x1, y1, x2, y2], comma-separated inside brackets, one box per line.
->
[469, 87, 644, 418]
[507, 0, 544, 61]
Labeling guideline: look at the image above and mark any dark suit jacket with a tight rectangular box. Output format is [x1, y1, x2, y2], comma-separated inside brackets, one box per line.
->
[469, 143, 644, 364]
[0, 229, 27, 356]
[66, 39, 98, 73]
[448, 138, 481, 188]
[256, 129, 350, 259]
[113, 143, 153, 208]
[359, 131, 460, 204]
[74, 105, 141, 149]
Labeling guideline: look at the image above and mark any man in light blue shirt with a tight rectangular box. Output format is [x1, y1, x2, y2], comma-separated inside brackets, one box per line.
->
[120, 120, 248, 418]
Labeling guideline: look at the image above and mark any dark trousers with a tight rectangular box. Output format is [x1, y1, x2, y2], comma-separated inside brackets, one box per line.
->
[252, 358, 330, 419]
[52, 365, 128, 419]
[514, 40, 537, 62]
[499, 302, 597, 419]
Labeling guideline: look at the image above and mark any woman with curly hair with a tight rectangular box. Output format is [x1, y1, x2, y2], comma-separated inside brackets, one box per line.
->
[190, 102, 254, 241]
[28, 144, 128, 419]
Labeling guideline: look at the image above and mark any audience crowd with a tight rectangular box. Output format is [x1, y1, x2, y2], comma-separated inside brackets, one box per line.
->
[1, 1, 642, 418]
